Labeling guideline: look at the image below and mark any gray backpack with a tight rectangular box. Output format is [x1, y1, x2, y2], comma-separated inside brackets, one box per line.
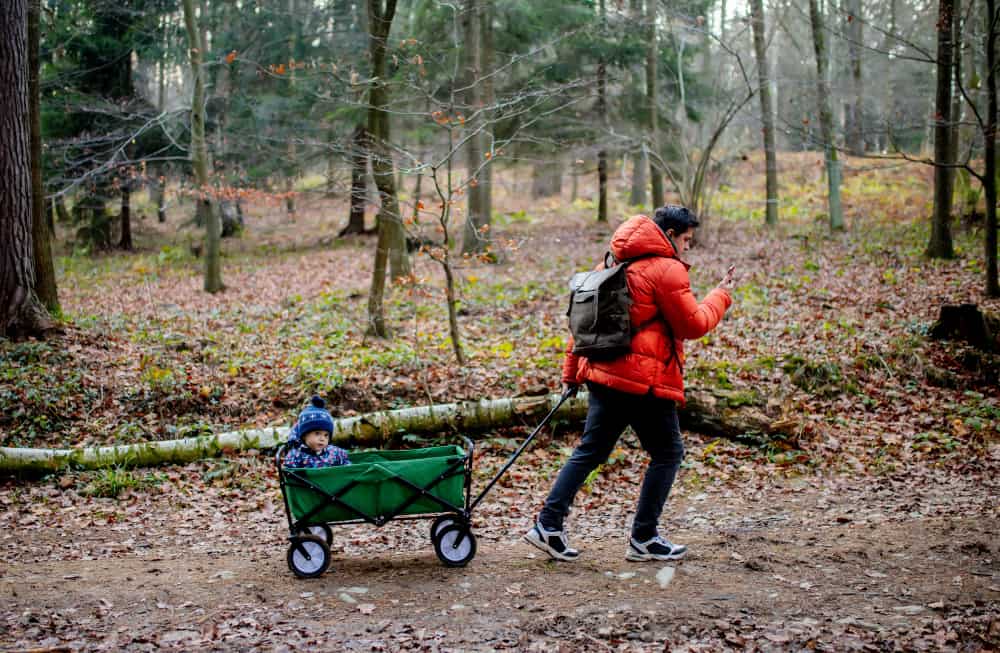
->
[567, 253, 658, 360]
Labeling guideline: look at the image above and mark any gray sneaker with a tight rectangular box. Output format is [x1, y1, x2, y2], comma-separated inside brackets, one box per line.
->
[626, 535, 687, 561]
[524, 522, 580, 561]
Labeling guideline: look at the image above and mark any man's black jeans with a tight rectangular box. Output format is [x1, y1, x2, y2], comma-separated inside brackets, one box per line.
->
[538, 382, 685, 541]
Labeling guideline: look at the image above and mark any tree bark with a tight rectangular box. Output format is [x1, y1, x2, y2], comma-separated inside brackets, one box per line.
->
[0, 388, 799, 475]
[597, 0, 609, 223]
[646, 0, 664, 208]
[478, 0, 495, 247]
[808, 0, 844, 231]
[55, 194, 70, 224]
[985, 0, 999, 296]
[461, 0, 487, 254]
[182, 0, 223, 292]
[118, 173, 133, 250]
[845, 0, 864, 155]
[0, 0, 52, 338]
[154, 22, 168, 224]
[366, 0, 407, 337]
[750, 0, 779, 226]
[342, 125, 369, 236]
[928, 0, 956, 258]
[367, 0, 409, 281]
[948, 0, 964, 207]
[28, 0, 59, 314]
[630, 147, 648, 207]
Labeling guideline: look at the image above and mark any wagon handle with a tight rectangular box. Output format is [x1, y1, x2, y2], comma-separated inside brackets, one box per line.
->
[469, 388, 575, 511]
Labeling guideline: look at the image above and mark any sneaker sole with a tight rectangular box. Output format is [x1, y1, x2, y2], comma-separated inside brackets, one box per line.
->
[523, 531, 579, 562]
[625, 550, 687, 562]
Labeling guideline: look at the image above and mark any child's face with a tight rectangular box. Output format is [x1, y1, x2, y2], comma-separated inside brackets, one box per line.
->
[302, 430, 329, 453]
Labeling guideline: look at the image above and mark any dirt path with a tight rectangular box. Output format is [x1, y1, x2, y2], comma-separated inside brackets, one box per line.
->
[3, 447, 999, 651]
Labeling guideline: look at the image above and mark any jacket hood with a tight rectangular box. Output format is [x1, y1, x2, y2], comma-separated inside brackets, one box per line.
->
[610, 215, 677, 261]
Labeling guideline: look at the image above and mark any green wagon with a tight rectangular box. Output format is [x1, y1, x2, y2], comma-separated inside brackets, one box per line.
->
[276, 390, 572, 578]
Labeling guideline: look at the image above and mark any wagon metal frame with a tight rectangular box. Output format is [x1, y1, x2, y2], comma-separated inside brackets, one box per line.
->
[276, 390, 573, 577]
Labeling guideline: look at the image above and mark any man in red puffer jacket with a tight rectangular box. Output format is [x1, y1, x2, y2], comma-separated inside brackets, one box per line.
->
[525, 205, 735, 562]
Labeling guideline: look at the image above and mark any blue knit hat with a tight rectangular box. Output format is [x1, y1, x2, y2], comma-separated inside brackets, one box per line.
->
[296, 396, 334, 437]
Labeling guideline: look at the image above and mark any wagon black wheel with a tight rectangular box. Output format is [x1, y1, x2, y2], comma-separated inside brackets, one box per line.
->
[433, 524, 476, 567]
[287, 535, 331, 579]
[297, 524, 333, 546]
[430, 515, 458, 542]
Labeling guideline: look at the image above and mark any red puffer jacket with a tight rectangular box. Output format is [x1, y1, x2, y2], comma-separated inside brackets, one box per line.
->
[561, 215, 732, 405]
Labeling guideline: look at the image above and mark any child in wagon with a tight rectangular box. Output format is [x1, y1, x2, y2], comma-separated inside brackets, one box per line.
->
[283, 396, 351, 468]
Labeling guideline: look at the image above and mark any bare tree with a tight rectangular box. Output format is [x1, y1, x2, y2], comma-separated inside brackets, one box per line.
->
[1, 0, 53, 337]
[365, 0, 410, 337]
[461, 0, 488, 253]
[750, 0, 779, 225]
[983, 0, 999, 296]
[844, 0, 865, 155]
[182, 0, 223, 292]
[646, 0, 664, 208]
[928, 0, 956, 258]
[597, 0, 609, 223]
[808, 0, 845, 231]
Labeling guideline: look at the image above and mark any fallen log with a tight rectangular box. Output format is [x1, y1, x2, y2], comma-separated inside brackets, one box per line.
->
[0, 388, 797, 475]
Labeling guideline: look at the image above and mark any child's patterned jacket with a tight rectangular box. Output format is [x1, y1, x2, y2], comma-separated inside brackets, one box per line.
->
[283, 443, 350, 469]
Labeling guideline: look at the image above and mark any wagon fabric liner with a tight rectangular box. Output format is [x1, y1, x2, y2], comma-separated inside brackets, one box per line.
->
[284, 445, 467, 524]
[276, 390, 573, 577]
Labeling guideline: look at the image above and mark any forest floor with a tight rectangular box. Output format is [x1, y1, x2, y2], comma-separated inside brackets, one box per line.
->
[2, 152, 1000, 650]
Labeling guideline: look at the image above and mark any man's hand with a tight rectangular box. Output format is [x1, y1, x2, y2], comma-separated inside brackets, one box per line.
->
[563, 383, 579, 398]
[718, 265, 737, 291]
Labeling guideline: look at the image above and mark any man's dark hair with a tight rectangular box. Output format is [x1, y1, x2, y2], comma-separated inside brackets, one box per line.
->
[652, 205, 700, 235]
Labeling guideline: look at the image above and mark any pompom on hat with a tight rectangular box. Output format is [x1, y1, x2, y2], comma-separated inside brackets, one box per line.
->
[296, 395, 335, 437]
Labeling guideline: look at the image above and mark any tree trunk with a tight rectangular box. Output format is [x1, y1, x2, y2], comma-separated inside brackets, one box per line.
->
[28, 0, 58, 314]
[118, 175, 132, 250]
[531, 159, 562, 198]
[461, 0, 487, 254]
[845, 0, 864, 155]
[630, 147, 648, 207]
[55, 194, 70, 224]
[478, 0, 494, 247]
[596, 0, 609, 223]
[0, 0, 52, 338]
[646, 0, 664, 208]
[985, 0, 999, 296]
[182, 0, 223, 292]
[367, 0, 409, 282]
[928, 0, 956, 258]
[948, 0, 964, 207]
[750, 0, 779, 226]
[155, 34, 168, 224]
[342, 125, 369, 236]
[326, 125, 338, 199]
[719, 0, 727, 41]
[366, 0, 407, 337]
[808, 0, 844, 231]
[0, 388, 799, 475]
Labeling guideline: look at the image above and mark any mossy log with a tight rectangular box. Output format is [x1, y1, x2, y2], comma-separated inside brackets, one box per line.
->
[0, 389, 797, 475]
